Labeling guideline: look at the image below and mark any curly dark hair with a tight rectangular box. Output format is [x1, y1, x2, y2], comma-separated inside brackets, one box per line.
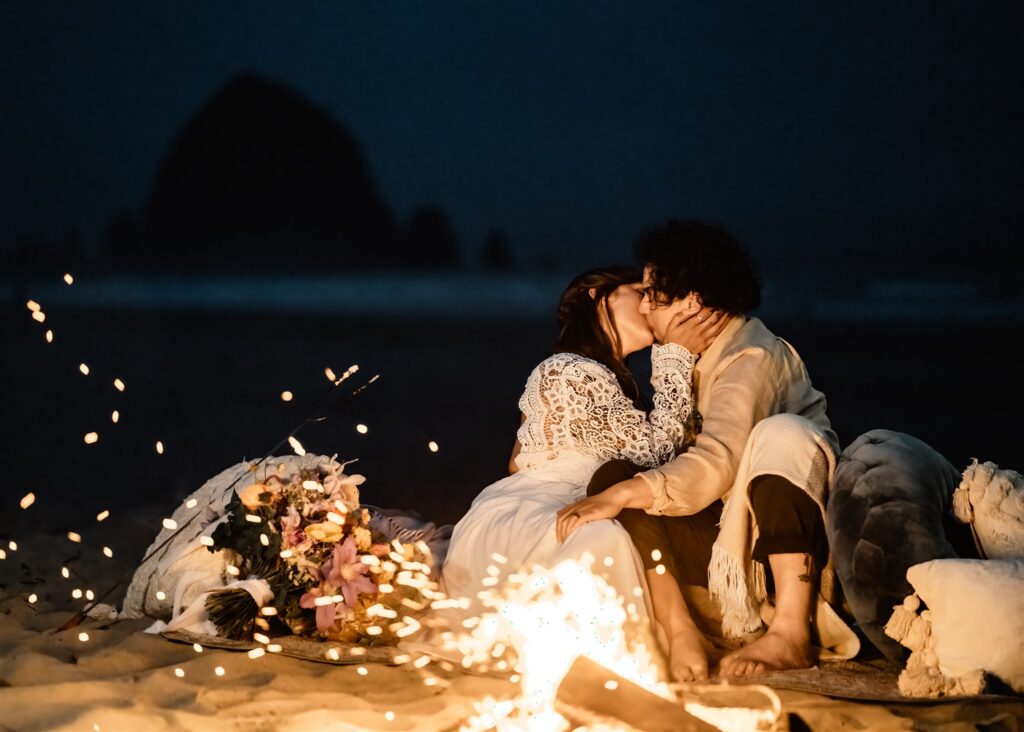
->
[634, 219, 762, 315]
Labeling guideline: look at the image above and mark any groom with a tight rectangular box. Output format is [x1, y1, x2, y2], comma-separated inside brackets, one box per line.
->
[557, 219, 852, 681]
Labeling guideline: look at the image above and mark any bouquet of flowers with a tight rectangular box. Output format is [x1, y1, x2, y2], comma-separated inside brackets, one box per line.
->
[203, 456, 436, 644]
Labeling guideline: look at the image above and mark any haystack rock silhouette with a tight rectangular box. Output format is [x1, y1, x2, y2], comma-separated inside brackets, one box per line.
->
[141, 72, 397, 271]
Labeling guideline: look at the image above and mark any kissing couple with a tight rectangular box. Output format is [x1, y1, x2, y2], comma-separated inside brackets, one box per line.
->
[442, 219, 858, 682]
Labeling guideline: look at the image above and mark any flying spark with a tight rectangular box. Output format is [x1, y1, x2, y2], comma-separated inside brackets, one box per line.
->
[428, 441, 440, 453]
[79, 363, 90, 376]
[96, 510, 110, 521]
[64, 273, 74, 285]
[111, 410, 119, 423]
[32, 311, 46, 323]
[113, 378, 125, 392]
[20, 492, 35, 509]
[84, 432, 99, 445]
[356, 424, 369, 434]
[45, 330, 53, 343]
[156, 441, 164, 454]
[280, 390, 293, 401]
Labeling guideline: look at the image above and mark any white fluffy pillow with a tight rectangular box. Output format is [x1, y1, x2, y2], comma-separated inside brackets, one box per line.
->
[888, 558, 1024, 696]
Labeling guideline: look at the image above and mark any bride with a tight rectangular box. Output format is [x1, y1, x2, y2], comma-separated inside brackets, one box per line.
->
[441, 265, 721, 642]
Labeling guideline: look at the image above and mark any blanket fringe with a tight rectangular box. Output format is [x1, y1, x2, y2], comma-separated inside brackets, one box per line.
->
[708, 543, 765, 639]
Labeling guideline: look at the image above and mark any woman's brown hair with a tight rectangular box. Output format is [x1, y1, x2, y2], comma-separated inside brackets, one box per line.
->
[555, 265, 647, 409]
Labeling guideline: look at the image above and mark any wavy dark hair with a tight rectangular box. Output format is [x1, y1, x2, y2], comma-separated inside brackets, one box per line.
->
[555, 265, 647, 408]
[634, 219, 762, 314]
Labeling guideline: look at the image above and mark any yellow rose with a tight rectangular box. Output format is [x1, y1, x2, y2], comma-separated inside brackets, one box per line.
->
[305, 521, 345, 543]
[352, 526, 372, 551]
[240, 483, 274, 509]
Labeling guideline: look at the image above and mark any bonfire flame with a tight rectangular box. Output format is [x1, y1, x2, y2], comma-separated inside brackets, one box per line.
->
[445, 554, 670, 731]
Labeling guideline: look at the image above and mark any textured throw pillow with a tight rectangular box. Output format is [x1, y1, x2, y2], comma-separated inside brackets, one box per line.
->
[826, 430, 965, 660]
[885, 558, 1024, 696]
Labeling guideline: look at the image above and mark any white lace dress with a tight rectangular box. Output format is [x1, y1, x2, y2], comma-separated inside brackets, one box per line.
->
[441, 344, 696, 621]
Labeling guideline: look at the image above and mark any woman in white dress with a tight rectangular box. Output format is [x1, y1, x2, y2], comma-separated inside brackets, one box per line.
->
[441, 266, 721, 639]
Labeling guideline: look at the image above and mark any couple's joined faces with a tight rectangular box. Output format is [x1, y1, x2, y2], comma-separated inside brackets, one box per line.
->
[605, 284, 654, 356]
[640, 266, 691, 340]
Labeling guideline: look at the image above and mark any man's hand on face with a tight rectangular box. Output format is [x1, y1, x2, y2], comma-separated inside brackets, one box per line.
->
[663, 307, 728, 355]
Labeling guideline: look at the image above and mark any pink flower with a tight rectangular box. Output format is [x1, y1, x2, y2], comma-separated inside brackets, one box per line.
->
[298, 537, 376, 633]
[280, 505, 304, 548]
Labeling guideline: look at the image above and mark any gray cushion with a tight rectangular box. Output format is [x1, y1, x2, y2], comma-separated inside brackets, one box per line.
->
[826, 430, 962, 660]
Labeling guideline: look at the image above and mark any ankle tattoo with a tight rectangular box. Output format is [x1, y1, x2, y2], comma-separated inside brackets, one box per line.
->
[797, 554, 814, 583]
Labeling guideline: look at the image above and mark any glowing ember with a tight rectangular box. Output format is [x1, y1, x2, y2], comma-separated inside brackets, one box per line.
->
[428, 441, 440, 453]
[61, 566, 70, 578]
[26, 300, 41, 312]
[84, 432, 99, 445]
[67, 531, 82, 543]
[86, 590, 95, 600]
[0, 549, 6, 560]
[20, 492, 35, 509]
[280, 390, 293, 401]
[288, 436, 306, 456]
[27, 593, 37, 603]
[96, 509, 110, 521]
[103, 546, 113, 557]
[9, 541, 18, 551]
[356, 424, 369, 434]
[113, 378, 125, 392]
[324, 367, 337, 382]
[32, 311, 46, 323]
[79, 363, 90, 376]
[156, 441, 165, 454]
[162, 518, 177, 530]
[448, 555, 670, 731]
[111, 410, 119, 423]
[64, 273, 74, 285]
[45, 329, 53, 343]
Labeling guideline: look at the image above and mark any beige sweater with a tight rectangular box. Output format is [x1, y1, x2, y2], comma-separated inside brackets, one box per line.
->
[638, 315, 839, 516]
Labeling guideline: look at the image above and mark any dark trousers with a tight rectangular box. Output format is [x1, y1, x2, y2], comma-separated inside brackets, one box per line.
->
[587, 459, 828, 589]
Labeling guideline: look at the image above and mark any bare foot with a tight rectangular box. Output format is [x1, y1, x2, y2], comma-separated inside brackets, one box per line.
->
[669, 627, 711, 682]
[719, 619, 815, 677]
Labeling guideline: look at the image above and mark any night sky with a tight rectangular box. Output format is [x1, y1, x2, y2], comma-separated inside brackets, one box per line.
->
[2, 2, 1021, 270]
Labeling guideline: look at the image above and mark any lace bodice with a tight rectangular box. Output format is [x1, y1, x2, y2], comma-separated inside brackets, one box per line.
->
[515, 344, 696, 473]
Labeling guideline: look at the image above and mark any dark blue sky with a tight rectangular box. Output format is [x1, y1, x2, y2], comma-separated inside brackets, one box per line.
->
[2, 2, 1021, 268]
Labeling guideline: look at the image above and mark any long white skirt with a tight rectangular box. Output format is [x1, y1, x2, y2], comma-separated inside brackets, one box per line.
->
[441, 457, 653, 628]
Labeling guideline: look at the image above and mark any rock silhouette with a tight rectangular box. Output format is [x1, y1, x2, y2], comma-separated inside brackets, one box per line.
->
[140, 72, 397, 271]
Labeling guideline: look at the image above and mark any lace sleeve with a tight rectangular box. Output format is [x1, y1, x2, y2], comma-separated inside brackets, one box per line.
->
[650, 343, 697, 453]
[517, 351, 695, 468]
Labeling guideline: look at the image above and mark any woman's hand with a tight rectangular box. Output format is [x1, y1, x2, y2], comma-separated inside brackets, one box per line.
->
[663, 308, 727, 355]
[555, 489, 628, 542]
